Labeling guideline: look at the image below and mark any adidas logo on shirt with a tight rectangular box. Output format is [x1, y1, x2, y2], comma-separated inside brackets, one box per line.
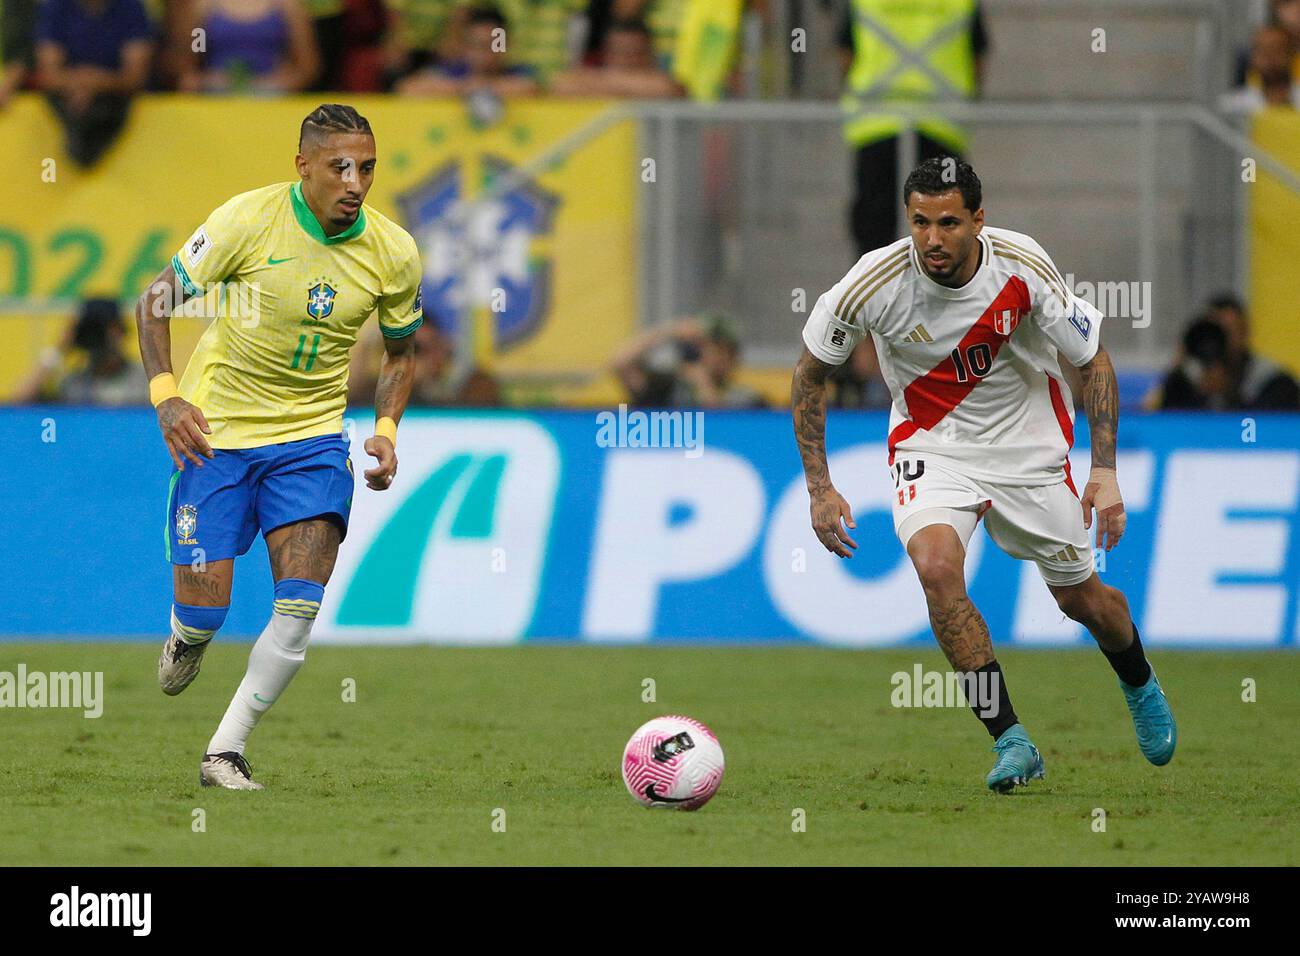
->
[902, 324, 934, 344]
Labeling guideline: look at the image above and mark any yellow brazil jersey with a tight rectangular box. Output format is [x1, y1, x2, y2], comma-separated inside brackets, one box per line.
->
[170, 182, 423, 449]
[383, 0, 459, 51]
[302, 0, 346, 18]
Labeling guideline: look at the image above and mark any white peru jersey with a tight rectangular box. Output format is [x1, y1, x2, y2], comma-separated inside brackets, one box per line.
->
[802, 226, 1104, 487]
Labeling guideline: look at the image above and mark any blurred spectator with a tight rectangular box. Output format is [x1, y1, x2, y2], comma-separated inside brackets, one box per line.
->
[304, 0, 346, 90]
[1205, 293, 1300, 409]
[669, 0, 751, 102]
[353, 320, 500, 406]
[1154, 298, 1300, 411]
[584, 0, 684, 71]
[828, 339, 891, 410]
[839, 0, 987, 256]
[337, 0, 389, 91]
[1230, 0, 1300, 87]
[1, 0, 38, 109]
[15, 299, 149, 405]
[34, 0, 153, 167]
[155, 0, 197, 88]
[1273, 0, 1300, 59]
[1155, 318, 1235, 411]
[1220, 24, 1300, 111]
[410, 321, 501, 406]
[389, 1, 586, 90]
[610, 315, 766, 408]
[551, 17, 681, 97]
[396, 6, 537, 96]
[381, 0, 462, 87]
[491, 0, 585, 84]
[176, 0, 320, 93]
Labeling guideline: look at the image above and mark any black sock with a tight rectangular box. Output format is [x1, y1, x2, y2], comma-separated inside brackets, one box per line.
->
[1102, 620, 1152, 688]
[963, 660, 1018, 739]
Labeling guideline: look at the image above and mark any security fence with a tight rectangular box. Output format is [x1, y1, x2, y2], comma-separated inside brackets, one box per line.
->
[630, 99, 1290, 372]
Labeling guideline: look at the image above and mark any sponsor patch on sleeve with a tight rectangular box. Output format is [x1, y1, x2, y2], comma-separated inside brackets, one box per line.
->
[184, 226, 212, 267]
[1067, 303, 1092, 339]
[824, 321, 850, 351]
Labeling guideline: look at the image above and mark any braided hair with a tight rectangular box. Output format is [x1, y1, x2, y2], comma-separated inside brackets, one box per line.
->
[299, 104, 373, 151]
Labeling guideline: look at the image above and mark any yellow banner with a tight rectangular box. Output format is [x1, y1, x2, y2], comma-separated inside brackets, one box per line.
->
[1250, 110, 1300, 378]
[2, 94, 636, 397]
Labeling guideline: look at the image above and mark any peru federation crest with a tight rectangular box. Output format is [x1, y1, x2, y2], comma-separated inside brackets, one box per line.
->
[307, 282, 337, 321]
[992, 308, 1022, 337]
[176, 504, 198, 545]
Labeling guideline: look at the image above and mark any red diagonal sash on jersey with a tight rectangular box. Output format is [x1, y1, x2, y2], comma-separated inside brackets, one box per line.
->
[1046, 373, 1079, 497]
[887, 276, 1031, 464]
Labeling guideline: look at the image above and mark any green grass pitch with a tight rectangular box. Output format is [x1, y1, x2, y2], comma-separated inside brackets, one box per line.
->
[0, 644, 1295, 866]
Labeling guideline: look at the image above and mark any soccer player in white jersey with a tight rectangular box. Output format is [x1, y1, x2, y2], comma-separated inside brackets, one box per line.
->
[792, 158, 1176, 792]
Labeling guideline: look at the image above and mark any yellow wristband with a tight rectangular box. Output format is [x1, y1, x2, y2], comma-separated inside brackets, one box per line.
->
[149, 372, 180, 407]
[375, 416, 398, 446]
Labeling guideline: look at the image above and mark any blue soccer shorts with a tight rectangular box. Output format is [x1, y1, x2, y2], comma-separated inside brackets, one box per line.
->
[164, 432, 354, 565]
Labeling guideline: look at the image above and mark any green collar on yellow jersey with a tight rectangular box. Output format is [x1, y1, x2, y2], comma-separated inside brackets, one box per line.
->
[291, 181, 367, 245]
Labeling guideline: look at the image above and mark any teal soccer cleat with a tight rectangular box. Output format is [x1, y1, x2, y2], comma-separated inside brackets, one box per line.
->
[1119, 668, 1177, 766]
[985, 724, 1046, 793]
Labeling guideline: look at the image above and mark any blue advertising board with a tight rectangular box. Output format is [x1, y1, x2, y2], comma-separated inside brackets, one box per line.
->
[1, 408, 1296, 647]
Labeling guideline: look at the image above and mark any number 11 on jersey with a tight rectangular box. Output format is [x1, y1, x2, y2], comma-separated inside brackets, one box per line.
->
[291, 333, 321, 371]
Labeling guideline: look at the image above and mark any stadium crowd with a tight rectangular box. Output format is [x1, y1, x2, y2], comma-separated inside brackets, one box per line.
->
[4, 1, 1299, 415]
[0, 0, 762, 169]
[1223, 0, 1300, 112]
[0, 0, 761, 408]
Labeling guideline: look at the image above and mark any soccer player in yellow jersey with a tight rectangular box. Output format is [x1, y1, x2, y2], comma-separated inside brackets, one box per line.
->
[135, 104, 423, 790]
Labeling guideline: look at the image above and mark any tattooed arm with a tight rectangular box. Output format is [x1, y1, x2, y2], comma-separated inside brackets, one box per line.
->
[1077, 345, 1126, 550]
[363, 334, 415, 491]
[792, 346, 858, 558]
[1079, 346, 1118, 469]
[136, 265, 213, 470]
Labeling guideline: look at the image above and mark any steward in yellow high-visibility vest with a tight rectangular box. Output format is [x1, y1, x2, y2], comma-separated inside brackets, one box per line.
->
[840, 0, 987, 255]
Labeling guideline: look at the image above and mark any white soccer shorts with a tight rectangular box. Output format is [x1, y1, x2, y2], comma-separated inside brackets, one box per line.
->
[890, 455, 1095, 587]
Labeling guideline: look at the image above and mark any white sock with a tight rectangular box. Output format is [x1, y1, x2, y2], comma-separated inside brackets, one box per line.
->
[207, 608, 315, 755]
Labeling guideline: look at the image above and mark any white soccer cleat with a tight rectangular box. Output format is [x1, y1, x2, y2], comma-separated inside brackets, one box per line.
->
[158, 631, 211, 696]
[200, 752, 264, 791]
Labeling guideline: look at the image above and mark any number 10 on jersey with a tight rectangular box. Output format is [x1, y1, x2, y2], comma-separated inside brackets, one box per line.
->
[950, 343, 992, 383]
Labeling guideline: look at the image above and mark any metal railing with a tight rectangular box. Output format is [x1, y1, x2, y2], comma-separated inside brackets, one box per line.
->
[628, 98, 1296, 371]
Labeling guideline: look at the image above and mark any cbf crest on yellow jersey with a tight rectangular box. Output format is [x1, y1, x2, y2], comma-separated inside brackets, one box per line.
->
[170, 182, 423, 448]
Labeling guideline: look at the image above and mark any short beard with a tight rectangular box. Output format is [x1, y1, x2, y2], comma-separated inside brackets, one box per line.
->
[926, 258, 960, 283]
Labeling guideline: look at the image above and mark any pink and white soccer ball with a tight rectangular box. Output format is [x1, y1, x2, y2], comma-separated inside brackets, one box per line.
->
[622, 716, 725, 810]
